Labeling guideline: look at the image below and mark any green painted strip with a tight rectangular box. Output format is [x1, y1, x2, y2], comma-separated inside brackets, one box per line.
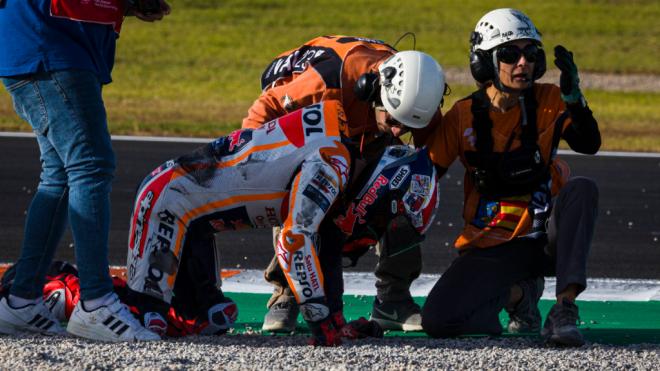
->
[225, 293, 660, 345]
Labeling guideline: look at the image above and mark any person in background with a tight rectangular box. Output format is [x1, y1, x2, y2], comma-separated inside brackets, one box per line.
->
[242, 35, 445, 333]
[422, 8, 600, 347]
[0, 0, 170, 342]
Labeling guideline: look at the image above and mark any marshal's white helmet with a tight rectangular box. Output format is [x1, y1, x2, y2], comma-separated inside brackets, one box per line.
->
[378, 51, 445, 129]
[472, 8, 542, 52]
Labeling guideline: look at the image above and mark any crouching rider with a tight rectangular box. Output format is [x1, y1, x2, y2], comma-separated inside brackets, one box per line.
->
[126, 100, 355, 345]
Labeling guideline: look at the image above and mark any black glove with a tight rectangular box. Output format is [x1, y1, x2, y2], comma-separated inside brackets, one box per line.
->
[126, 0, 171, 21]
[131, 0, 159, 13]
[554, 45, 583, 105]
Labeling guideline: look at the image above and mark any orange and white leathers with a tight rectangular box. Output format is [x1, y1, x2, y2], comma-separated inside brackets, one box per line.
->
[126, 101, 350, 319]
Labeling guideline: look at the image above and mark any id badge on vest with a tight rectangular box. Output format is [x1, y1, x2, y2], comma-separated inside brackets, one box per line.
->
[50, 0, 125, 33]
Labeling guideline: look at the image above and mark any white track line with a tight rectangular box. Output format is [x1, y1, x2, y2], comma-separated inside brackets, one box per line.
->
[3, 131, 660, 158]
[220, 269, 660, 302]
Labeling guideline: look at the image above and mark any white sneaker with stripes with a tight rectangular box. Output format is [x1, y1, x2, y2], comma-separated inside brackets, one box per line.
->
[66, 293, 160, 342]
[0, 296, 66, 335]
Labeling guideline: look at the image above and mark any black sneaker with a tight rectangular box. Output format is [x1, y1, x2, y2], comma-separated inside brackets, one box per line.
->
[506, 276, 544, 333]
[370, 298, 422, 331]
[541, 298, 585, 347]
[262, 297, 299, 333]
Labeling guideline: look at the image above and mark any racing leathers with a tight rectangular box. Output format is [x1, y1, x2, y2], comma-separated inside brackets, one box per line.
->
[242, 35, 442, 318]
[126, 100, 352, 340]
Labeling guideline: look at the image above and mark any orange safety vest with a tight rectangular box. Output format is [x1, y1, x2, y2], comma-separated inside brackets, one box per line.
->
[427, 83, 571, 249]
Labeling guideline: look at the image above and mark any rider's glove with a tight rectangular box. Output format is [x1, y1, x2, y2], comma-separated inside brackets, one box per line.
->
[340, 317, 384, 339]
[302, 302, 341, 346]
[329, 311, 383, 340]
[554, 45, 584, 106]
[307, 316, 342, 346]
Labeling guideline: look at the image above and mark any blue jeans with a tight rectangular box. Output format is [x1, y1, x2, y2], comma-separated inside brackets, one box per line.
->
[2, 70, 115, 301]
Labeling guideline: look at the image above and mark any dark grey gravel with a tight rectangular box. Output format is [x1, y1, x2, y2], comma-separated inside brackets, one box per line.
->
[1, 333, 658, 370]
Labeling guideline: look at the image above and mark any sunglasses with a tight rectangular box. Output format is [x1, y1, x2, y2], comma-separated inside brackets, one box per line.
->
[496, 44, 540, 64]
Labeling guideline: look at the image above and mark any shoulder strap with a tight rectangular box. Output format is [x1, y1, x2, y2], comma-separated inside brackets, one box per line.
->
[470, 89, 493, 157]
[520, 88, 538, 149]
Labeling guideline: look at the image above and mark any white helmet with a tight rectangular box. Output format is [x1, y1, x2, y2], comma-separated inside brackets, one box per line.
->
[471, 8, 542, 52]
[378, 51, 445, 129]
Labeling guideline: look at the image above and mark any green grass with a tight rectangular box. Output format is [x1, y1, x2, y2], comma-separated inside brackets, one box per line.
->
[229, 293, 660, 345]
[1, 0, 659, 150]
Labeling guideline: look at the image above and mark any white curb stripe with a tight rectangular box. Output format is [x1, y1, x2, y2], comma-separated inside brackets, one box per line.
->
[220, 269, 660, 302]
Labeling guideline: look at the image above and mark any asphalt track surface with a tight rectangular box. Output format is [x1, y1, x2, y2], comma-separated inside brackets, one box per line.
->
[1, 134, 659, 279]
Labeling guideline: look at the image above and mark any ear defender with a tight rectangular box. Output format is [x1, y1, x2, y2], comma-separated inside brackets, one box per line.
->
[469, 31, 494, 83]
[469, 49, 495, 83]
[354, 72, 381, 103]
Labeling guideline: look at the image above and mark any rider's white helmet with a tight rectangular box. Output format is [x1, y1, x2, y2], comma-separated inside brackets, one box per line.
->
[472, 8, 542, 52]
[378, 51, 445, 129]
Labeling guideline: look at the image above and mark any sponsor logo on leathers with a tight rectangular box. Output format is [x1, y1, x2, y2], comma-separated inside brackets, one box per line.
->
[253, 207, 280, 229]
[292, 250, 318, 299]
[143, 209, 178, 296]
[334, 175, 389, 234]
[276, 240, 291, 272]
[390, 166, 410, 190]
[131, 191, 154, 255]
[300, 302, 330, 322]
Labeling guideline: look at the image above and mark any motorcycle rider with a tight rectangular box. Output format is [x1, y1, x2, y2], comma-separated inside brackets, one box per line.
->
[125, 97, 442, 345]
[242, 35, 446, 332]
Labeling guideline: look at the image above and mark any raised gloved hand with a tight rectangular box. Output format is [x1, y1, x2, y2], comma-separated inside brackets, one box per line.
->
[201, 297, 238, 335]
[554, 45, 583, 105]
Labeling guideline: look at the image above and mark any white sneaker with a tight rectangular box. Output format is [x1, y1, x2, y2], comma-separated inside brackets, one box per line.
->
[66, 293, 160, 342]
[0, 296, 66, 335]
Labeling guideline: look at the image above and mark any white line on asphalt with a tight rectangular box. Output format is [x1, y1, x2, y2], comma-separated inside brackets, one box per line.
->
[4, 131, 660, 158]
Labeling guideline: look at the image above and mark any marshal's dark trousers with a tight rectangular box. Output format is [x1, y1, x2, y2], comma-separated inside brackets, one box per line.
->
[422, 177, 599, 337]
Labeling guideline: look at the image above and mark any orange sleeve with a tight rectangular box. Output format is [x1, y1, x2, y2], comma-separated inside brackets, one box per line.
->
[411, 110, 442, 148]
[425, 103, 461, 169]
[242, 93, 287, 129]
[242, 70, 337, 129]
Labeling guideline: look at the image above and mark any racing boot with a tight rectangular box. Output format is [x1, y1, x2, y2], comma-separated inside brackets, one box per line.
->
[201, 297, 238, 335]
[262, 296, 299, 333]
[370, 298, 422, 331]
[506, 276, 544, 333]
